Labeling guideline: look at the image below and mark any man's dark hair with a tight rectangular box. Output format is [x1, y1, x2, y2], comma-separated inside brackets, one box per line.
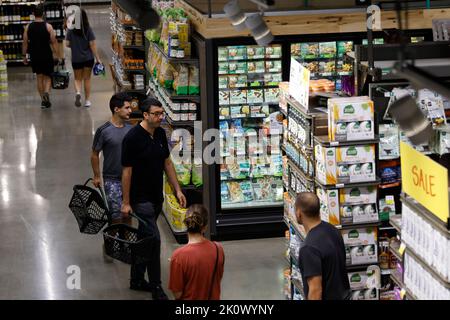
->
[140, 97, 162, 113]
[109, 92, 132, 114]
[34, 4, 44, 18]
[295, 192, 320, 218]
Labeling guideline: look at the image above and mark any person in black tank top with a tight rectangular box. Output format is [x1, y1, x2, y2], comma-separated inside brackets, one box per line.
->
[22, 4, 60, 109]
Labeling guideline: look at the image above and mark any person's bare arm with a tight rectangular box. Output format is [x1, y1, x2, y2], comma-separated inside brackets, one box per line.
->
[90, 150, 101, 188]
[22, 25, 28, 64]
[89, 40, 101, 64]
[307, 276, 323, 300]
[164, 158, 186, 208]
[46, 23, 60, 59]
[121, 166, 132, 217]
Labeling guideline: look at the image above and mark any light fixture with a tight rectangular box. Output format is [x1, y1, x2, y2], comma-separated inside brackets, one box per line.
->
[114, 0, 160, 30]
[245, 13, 274, 46]
[224, 0, 274, 46]
[387, 94, 434, 145]
[224, 0, 247, 31]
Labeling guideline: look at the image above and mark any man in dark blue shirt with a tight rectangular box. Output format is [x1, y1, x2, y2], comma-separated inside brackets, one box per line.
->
[295, 192, 351, 300]
[121, 97, 186, 300]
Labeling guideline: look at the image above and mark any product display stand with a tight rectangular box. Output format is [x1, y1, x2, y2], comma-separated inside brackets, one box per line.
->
[109, 0, 146, 123]
[0, 49, 8, 96]
[281, 78, 383, 300]
[145, 6, 201, 244]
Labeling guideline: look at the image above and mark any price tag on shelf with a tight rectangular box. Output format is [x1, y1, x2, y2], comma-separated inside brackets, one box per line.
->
[400, 288, 407, 300]
[398, 243, 406, 256]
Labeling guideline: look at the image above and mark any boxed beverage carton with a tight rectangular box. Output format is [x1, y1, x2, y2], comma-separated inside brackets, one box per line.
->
[328, 96, 375, 141]
[315, 144, 337, 185]
[342, 228, 378, 265]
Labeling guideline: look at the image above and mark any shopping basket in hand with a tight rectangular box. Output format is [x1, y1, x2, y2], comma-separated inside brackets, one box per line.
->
[51, 60, 70, 90]
[68, 178, 110, 234]
[103, 221, 155, 265]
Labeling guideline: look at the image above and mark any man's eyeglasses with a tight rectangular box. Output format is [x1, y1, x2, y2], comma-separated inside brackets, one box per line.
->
[148, 111, 166, 118]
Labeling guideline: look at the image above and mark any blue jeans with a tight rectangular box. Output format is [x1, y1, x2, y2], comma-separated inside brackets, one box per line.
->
[130, 201, 162, 287]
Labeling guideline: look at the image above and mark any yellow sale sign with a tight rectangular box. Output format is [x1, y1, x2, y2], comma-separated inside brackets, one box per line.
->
[400, 142, 449, 223]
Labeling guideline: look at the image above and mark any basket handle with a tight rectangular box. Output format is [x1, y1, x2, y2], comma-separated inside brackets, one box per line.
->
[83, 178, 93, 186]
[130, 212, 148, 228]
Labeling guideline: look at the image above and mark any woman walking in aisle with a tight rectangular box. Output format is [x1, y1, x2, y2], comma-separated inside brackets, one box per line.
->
[169, 204, 225, 300]
[22, 4, 60, 109]
[65, 8, 101, 108]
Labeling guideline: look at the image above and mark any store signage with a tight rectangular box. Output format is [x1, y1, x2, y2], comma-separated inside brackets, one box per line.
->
[400, 141, 449, 223]
[289, 58, 310, 110]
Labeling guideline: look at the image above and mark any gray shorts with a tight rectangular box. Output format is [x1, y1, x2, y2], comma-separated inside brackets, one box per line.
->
[103, 179, 122, 220]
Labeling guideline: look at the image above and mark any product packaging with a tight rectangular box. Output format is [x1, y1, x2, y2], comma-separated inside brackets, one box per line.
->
[328, 96, 375, 141]
[342, 228, 378, 265]
[379, 124, 400, 159]
[228, 46, 247, 60]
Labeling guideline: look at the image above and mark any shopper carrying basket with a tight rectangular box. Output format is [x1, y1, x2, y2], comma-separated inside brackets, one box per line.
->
[169, 204, 225, 300]
[121, 97, 187, 300]
[91, 93, 133, 225]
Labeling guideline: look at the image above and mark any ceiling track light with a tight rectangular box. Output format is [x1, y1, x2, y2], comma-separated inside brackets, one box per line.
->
[224, 0, 274, 46]
[224, 0, 247, 31]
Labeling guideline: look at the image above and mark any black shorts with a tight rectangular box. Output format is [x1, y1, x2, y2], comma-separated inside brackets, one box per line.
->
[31, 59, 54, 76]
[72, 59, 94, 70]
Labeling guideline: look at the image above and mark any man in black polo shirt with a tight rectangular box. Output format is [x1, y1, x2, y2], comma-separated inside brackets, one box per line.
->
[121, 97, 187, 300]
[295, 192, 351, 300]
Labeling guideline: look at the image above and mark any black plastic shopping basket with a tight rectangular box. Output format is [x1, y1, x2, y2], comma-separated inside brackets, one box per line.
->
[51, 60, 70, 90]
[69, 178, 153, 264]
[68, 178, 110, 234]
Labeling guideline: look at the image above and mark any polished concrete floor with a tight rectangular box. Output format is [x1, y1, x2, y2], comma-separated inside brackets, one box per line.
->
[0, 7, 286, 300]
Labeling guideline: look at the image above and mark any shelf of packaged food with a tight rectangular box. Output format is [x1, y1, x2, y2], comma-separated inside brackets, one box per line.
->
[389, 241, 404, 262]
[287, 159, 314, 182]
[0, 40, 23, 44]
[222, 200, 283, 210]
[346, 263, 379, 271]
[389, 215, 402, 234]
[291, 278, 305, 298]
[401, 194, 450, 233]
[122, 45, 145, 50]
[123, 68, 145, 74]
[6, 59, 23, 63]
[289, 250, 299, 265]
[161, 208, 188, 236]
[45, 18, 64, 23]
[0, 20, 30, 25]
[219, 56, 282, 63]
[389, 270, 417, 300]
[335, 221, 381, 230]
[289, 216, 306, 241]
[405, 248, 450, 288]
[381, 269, 396, 276]
[379, 181, 401, 189]
[151, 41, 198, 66]
[163, 112, 195, 127]
[286, 138, 314, 151]
[292, 56, 339, 61]
[390, 269, 404, 288]
[218, 71, 284, 78]
[218, 85, 280, 92]
[158, 86, 200, 103]
[219, 114, 273, 121]
[314, 178, 381, 190]
[1, 1, 40, 5]
[314, 135, 380, 147]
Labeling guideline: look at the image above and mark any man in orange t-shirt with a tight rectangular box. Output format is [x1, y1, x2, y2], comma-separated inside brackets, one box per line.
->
[169, 205, 225, 300]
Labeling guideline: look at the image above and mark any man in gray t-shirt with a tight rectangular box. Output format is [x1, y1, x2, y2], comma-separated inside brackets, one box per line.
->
[91, 93, 132, 222]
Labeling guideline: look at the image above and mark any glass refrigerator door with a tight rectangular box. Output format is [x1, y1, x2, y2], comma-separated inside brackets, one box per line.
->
[217, 44, 284, 210]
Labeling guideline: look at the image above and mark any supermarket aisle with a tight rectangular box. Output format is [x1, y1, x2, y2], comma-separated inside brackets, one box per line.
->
[0, 6, 285, 300]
